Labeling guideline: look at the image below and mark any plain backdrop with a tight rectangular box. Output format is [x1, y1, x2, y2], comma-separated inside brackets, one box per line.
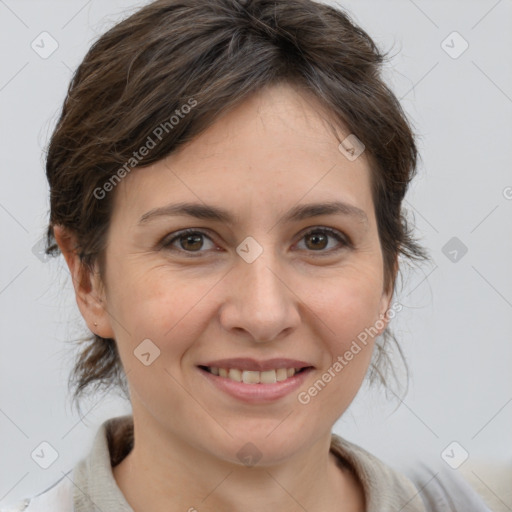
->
[1, 0, 511, 507]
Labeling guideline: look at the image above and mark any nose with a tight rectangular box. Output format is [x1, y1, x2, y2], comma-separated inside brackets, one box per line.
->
[219, 248, 301, 343]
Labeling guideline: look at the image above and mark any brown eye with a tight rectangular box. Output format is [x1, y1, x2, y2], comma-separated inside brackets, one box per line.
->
[296, 227, 350, 254]
[162, 229, 216, 254]
[179, 233, 204, 251]
[305, 231, 329, 250]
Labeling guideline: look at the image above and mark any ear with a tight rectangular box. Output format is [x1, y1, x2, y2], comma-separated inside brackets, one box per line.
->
[53, 225, 115, 339]
[376, 254, 400, 335]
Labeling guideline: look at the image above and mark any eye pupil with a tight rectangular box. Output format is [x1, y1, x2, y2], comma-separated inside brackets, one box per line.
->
[181, 234, 203, 251]
[306, 232, 328, 250]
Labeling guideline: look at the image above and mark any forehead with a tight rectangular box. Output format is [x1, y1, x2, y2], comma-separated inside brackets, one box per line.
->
[112, 83, 375, 226]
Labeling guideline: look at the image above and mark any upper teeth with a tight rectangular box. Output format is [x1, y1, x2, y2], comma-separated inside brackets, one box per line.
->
[208, 367, 298, 383]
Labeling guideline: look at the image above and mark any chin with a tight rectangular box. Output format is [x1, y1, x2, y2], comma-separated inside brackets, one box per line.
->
[204, 422, 318, 468]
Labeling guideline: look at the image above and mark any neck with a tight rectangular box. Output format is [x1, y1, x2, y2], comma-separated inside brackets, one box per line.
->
[112, 414, 365, 512]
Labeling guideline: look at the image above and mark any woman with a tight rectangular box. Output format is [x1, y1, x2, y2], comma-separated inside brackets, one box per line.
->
[2, 0, 494, 510]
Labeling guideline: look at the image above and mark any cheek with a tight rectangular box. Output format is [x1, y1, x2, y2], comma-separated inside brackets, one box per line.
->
[107, 271, 213, 412]
[297, 275, 382, 421]
[106, 260, 218, 359]
[305, 264, 385, 346]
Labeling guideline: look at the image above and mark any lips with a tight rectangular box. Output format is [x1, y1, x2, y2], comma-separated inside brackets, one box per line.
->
[197, 358, 313, 391]
[197, 358, 314, 403]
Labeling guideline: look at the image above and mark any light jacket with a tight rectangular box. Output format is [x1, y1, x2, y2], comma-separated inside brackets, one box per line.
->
[0, 415, 493, 512]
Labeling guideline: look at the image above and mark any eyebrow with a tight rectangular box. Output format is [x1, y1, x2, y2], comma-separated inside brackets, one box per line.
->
[138, 200, 369, 227]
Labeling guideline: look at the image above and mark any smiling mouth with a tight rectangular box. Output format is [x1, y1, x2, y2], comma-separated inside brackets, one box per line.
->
[198, 366, 311, 384]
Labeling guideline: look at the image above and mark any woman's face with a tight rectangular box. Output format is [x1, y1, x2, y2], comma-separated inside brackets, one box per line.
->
[94, 83, 394, 465]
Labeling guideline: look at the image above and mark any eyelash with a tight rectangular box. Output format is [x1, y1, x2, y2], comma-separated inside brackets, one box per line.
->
[160, 227, 351, 257]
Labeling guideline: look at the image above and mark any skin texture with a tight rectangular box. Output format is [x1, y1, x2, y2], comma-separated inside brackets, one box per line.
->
[55, 82, 397, 512]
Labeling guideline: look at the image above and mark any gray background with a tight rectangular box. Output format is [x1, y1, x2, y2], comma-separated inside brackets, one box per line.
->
[1, 0, 511, 508]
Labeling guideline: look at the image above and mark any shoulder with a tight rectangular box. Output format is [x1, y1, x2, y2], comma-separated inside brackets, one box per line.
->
[405, 463, 494, 512]
[331, 434, 426, 511]
[0, 475, 73, 512]
[330, 434, 493, 512]
[2, 415, 135, 512]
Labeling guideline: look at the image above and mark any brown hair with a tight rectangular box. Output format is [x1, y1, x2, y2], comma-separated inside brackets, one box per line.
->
[44, 0, 429, 406]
